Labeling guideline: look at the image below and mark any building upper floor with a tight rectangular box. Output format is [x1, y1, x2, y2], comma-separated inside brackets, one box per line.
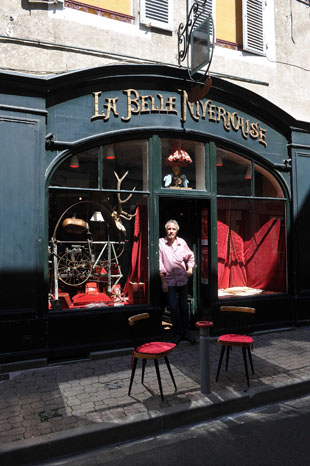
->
[0, 0, 309, 121]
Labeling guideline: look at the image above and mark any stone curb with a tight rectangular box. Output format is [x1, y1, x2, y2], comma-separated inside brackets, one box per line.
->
[1, 379, 310, 466]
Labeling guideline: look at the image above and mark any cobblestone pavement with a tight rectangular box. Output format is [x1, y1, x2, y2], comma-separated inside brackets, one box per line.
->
[0, 327, 310, 446]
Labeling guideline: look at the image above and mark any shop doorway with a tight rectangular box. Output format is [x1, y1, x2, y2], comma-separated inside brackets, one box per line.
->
[159, 197, 210, 326]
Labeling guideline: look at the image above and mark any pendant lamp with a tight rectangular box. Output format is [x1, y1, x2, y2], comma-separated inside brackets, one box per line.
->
[70, 155, 79, 168]
[245, 166, 252, 179]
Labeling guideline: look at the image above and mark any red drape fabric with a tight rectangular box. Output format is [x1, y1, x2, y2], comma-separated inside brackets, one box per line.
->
[217, 206, 286, 292]
[244, 218, 286, 291]
[124, 205, 148, 299]
[217, 221, 247, 289]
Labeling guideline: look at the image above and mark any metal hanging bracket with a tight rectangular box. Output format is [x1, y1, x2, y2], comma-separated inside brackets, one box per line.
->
[177, 0, 214, 79]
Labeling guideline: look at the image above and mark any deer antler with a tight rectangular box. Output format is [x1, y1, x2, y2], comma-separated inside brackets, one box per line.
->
[112, 171, 137, 232]
[114, 171, 136, 209]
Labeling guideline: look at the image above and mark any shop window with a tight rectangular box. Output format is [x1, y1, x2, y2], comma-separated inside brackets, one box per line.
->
[161, 139, 205, 190]
[216, 149, 252, 196]
[64, 0, 135, 23]
[193, 0, 266, 55]
[217, 199, 287, 298]
[254, 164, 284, 198]
[48, 140, 149, 311]
[217, 149, 285, 199]
[102, 140, 148, 191]
[50, 148, 98, 189]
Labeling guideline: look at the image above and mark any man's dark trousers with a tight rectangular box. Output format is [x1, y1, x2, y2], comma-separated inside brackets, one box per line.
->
[167, 284, 189, 337]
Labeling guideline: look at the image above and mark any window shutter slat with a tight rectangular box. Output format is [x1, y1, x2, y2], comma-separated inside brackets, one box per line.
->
[140, 0, 173, 31]
[192, 0, 215, 35]
[243, 0, 265, 55]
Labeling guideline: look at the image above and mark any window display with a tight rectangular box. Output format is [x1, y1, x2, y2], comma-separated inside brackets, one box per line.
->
[48, 140, 149, 310]
[162, 139, 205, 190]
[217, 147, 287, 298]
[217, 199, 287, 297]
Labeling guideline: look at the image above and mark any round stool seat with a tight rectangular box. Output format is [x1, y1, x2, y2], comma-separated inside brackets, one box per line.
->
[137, 341, 176, 355]
[218, 334, 254, 345]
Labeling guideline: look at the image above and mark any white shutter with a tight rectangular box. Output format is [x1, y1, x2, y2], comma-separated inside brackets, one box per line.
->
[140, 0, 173, 31]
[242, 0, 266, 55]
[192, 0, 215, 35]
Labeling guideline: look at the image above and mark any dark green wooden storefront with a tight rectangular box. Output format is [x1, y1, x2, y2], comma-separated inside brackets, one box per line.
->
[0, 65, 309, 366]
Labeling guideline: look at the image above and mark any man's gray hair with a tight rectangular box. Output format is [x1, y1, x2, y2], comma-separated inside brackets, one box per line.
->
[165, 219, 180, 231]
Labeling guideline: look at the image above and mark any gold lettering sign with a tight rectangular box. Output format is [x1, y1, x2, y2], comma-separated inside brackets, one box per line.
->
[91, 89, 267, 147]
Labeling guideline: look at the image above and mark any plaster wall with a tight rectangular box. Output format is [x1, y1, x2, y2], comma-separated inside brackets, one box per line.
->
[0, 0, 309, 121]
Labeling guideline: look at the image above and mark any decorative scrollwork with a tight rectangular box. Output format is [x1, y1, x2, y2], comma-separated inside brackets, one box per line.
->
[177, 0, 207, 66]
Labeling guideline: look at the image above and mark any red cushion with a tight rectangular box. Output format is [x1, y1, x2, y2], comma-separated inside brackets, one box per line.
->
[218, 334, 254, 344]
[137, 341, 176, 354]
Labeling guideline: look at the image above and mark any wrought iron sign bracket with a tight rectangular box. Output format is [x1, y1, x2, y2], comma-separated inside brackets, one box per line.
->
[272, 159, 292, 171]
[45, 133, 75, 150]
[177, 0, 208, 68]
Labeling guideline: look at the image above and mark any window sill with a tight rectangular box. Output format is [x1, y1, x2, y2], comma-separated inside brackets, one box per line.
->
[64, 0, 135, 23]
[216, 39, 243, 51]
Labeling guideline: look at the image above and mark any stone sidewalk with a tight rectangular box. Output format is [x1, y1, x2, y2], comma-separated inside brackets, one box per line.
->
[1, 326, 310, 465]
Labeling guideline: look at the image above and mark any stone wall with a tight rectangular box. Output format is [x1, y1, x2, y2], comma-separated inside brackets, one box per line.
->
[0, 0, 308, 121]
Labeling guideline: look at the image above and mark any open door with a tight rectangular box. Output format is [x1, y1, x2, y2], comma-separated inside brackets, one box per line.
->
[159, 197, 210, 325]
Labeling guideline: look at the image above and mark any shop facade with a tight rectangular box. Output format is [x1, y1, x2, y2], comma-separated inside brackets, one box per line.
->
[1, 64, 310, 365]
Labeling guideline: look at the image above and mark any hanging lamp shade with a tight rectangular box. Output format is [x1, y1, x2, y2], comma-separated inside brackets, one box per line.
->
[90, 211, 105, 222]
[164, 143, 193, 167]
[245, 166, 252, 179]
[216, 152, 223, 166]
[105, 144, 116, 160]
[70, 155, 79, 168]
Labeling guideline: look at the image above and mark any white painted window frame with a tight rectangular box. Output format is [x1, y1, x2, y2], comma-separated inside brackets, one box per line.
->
[140, 0, 174, 31]
[242, 0, 266, 55]
[191, 0, 267, 56]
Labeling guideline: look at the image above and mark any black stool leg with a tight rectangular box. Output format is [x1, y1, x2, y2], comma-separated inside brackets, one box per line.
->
[225, 346, 231, 371]
[242, 347, 250, 387]
[128, 357, 138, 396]
[216, 345, 226, 382]
[164, 356, 177, 390]
[154, 359, 164, 401]
[142, 359, 147, 384]
[247, 346, 255, 375]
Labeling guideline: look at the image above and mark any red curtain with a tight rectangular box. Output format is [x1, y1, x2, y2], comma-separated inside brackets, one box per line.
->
[124, 205, 148, 299]
[244, 218, 286, 291]
[217, 221, 247, 289]
[217, 206, 286, 292]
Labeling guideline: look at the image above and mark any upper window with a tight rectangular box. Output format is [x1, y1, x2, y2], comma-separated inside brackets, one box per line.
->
[217, 149, 284, 198]
[161, 139, 205, 190]
[64, 0, 135, 23]
[194, 0, 266, 55]
[64, 0, 173, 30]
[50, 140, 148, 191]
[140, 0, 174, 31]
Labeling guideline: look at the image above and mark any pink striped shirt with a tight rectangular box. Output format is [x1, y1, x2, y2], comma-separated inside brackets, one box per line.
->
[159, 236, 195, 286]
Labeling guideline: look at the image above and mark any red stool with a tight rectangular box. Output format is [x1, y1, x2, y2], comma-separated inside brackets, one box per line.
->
[128, 313, 177, 401]
[215, 306, 256, 387]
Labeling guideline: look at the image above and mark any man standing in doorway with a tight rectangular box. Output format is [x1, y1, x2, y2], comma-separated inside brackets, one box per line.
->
[159, 219, 196, 344]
